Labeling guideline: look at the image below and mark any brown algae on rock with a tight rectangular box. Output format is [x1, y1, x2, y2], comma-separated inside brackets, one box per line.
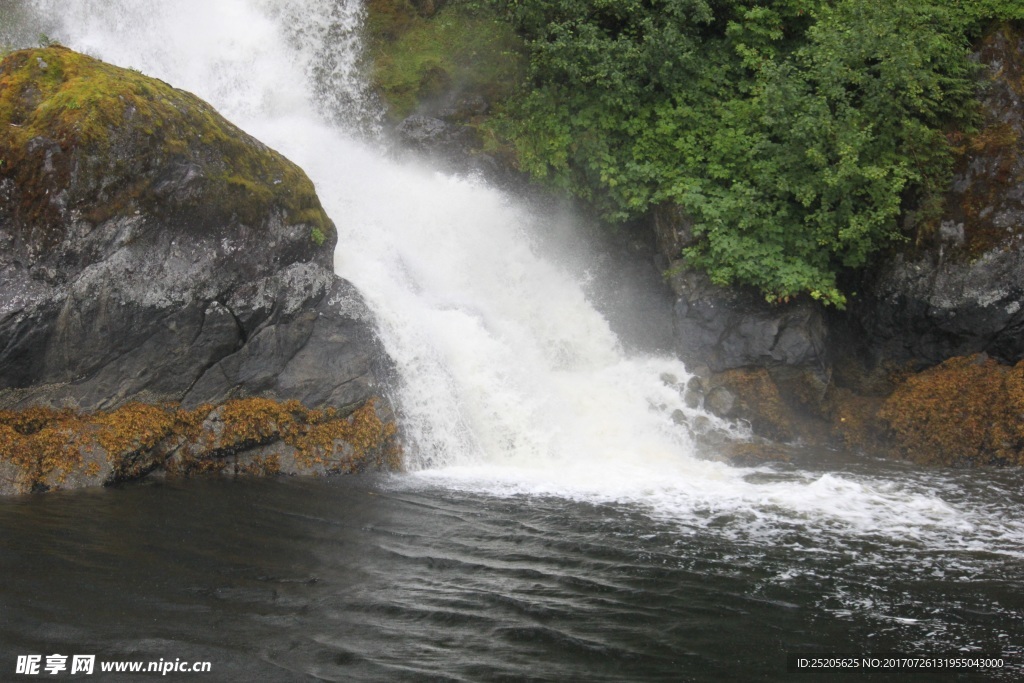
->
[879, 354, 1024, 467]
[0, 398, 401, 495]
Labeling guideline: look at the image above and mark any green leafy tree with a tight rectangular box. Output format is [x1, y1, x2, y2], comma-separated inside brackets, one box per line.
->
[495, 0, 997, 306]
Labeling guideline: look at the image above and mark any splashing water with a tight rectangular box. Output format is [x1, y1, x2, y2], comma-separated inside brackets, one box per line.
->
[17, 0, 1024, 559]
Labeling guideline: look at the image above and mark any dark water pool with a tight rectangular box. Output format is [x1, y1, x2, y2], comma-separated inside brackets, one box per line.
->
[1, 470, 1022, 682]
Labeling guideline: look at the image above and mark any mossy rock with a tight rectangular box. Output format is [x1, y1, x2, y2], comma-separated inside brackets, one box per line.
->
[0, 47, 389, 413]
[0, 46, 333, 255]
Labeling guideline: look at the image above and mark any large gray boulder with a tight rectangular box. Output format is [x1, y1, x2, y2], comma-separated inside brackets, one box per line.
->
[0, 46, 387, 412]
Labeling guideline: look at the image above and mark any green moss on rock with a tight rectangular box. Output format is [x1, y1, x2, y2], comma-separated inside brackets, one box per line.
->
[366, 0, 525, 121]
[0, 46, 334, 252]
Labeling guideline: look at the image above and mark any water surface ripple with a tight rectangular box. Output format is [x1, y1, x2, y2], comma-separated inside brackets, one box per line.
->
[1, 473, 1021, 681]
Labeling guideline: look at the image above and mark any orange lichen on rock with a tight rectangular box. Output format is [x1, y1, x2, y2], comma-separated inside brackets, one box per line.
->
[879, 354, 1024, 466]
[714, 368, 796, 442]
[0, 397, 401, 494]
[289, 399, 401, 473]
[0, 407, 95, 490]
[92, 403, 179, 479]
[207, 398, 302, 453]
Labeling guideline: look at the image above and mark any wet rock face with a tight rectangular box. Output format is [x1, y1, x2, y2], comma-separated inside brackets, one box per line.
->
[0, 47, 387, 412]
[395, 113, 482, 163]
[853, 25, 1024, 366]
[393, 112, 510, 182]
[671, 271, 828, 374]
[182, 272, 383, 410]
[670, 272, 831, 440]
[855, 246, 1024, 365]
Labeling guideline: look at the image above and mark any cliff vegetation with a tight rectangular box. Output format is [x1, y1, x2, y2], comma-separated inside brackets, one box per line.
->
[366, 0, 525, 124]
[368, 1, 1024, 307]
[492, 0, 1024, 307]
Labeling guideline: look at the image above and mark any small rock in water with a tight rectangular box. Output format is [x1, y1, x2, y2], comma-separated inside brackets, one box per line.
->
[690, 415, 711, 433]
[705, 386, 736, 417]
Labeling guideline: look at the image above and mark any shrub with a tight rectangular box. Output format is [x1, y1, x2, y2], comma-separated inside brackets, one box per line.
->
[492, 0, 1012, 305]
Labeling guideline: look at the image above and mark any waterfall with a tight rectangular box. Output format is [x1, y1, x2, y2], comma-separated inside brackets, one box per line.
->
[264, 0, 384, 135]
[24, 0, 717, 472]
[16, 0, 1024, 551]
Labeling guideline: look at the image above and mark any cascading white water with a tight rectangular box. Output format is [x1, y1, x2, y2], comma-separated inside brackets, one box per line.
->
[27, 0, 720, 470]
[266, 0, 384, 135]
[19, 0, 1024, 552]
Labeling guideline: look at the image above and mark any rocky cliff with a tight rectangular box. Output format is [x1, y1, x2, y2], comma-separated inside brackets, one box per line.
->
[656, 24, 1024, 466]
[0, 47, 398, 493]
[849, 25, 1024, 368]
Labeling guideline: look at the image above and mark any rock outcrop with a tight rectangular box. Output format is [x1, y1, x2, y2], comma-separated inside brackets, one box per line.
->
[655, 201, 832, 444]
[850, 25, 1024, 368]
[0, 398, 400, 495]
[0, 47, 397, 493]
[671, 270, 828, 375]
[656, 24, 1024, 464]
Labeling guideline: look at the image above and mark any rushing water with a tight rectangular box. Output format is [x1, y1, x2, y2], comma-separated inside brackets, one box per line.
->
[3, 0, 1024, 680]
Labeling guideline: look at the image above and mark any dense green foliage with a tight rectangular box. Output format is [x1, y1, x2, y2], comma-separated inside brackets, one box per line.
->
[493, 0, 1016, 305]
